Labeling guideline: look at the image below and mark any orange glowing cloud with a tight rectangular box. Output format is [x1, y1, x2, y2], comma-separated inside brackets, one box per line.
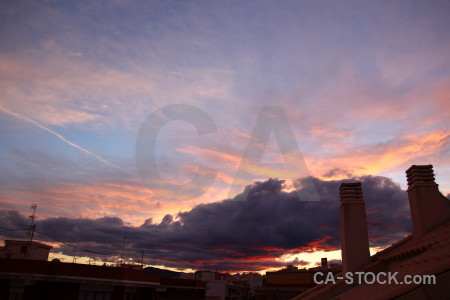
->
[293, 236, 334, 253]
[2, 179, 198, 226]
[308, 129, 449, 180]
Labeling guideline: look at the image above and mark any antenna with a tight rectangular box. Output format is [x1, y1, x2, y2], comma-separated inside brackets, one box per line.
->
[27, 204, 37, 242]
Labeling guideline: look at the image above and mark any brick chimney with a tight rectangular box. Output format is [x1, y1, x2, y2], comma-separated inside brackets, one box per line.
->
[339, 182, 371, 273]
[406, 165, 450, 236]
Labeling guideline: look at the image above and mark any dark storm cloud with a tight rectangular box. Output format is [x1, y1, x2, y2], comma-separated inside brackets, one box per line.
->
[0, 210, 29, 239]
[0, 175, 412, 271]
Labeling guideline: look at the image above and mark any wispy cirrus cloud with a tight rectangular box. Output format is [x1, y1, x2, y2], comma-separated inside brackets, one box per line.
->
[0, 52, 235, 130]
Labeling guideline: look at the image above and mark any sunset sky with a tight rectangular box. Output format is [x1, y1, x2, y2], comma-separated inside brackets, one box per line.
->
[1, 0, 449, 273]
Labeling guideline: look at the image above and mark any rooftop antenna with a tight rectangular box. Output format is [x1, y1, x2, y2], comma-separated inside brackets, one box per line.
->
[27, 204, 37, 242]
[140, 250, 145, 268]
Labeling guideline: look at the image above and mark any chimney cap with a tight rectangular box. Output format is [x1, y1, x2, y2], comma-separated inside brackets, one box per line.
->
[405, 164, 433, 173]
[339, 182, 362, 188]
[339, 182, 362, 191]
[339, 182, 363, 202]
[405, 165, 436, 187]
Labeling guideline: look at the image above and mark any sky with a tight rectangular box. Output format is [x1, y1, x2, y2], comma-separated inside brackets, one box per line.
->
[0, 0, 449, 273]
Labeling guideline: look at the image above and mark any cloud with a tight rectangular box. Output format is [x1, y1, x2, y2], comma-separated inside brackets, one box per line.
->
[0, 175, 412, 272]
[1, 0, 448, 272]
[0, 48, 235, 131]
[322, 168, 354, 179]
[307, 129, 450, 180]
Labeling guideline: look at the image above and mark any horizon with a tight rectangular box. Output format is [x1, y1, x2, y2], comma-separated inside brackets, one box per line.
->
[1, 0, 449, 275]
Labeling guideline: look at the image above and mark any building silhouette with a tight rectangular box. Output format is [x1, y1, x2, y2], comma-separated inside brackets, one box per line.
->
[0, 257, 207, 299]
[294, 164, 450, 299]
[0, 240, 52, 260]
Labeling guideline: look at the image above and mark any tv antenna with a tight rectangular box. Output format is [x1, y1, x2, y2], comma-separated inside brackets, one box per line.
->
[27, 204, 37, 242]
[140, 250, 145, 267]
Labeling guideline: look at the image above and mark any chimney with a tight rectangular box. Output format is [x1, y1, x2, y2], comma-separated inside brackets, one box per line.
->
[339, 182, 371, 273]
[321, 257, 328, 268]
[406, 165, 450, 236]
